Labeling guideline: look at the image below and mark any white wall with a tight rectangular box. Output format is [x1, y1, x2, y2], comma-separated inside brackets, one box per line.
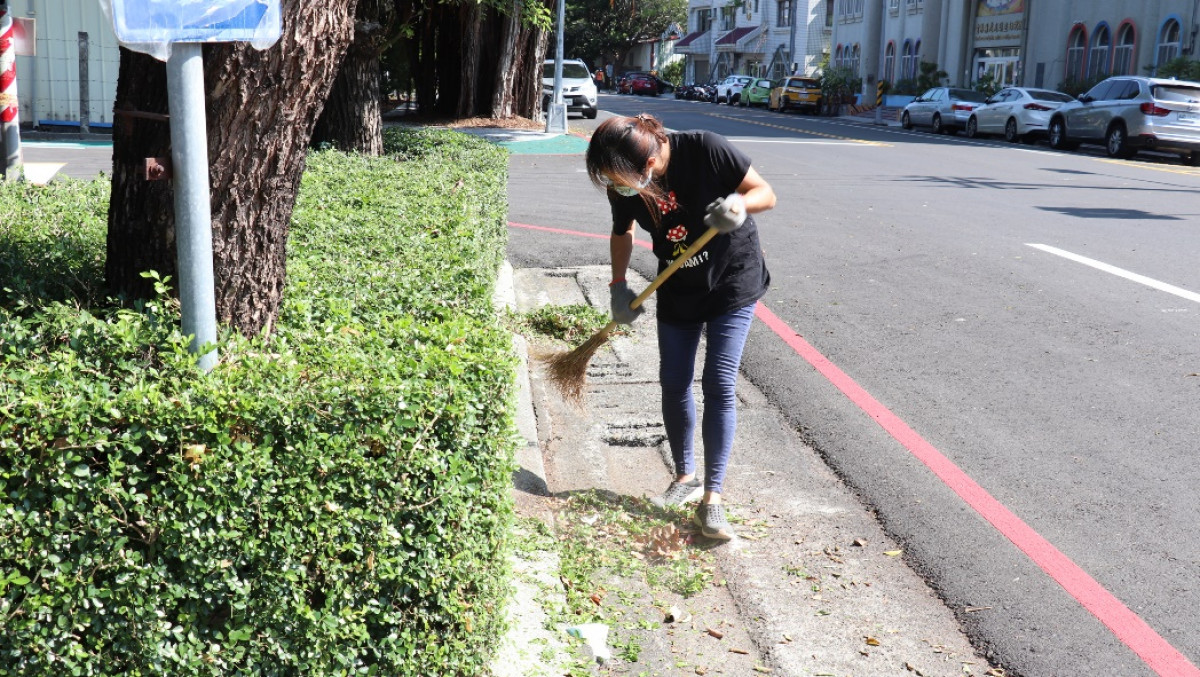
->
[13, 0, 121, 125]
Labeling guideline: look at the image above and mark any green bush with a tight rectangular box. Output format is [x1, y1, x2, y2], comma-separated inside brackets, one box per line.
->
[1154, 56, 1200, 81]
[0, 178, 109, 310]
[0, 128, 518, 676]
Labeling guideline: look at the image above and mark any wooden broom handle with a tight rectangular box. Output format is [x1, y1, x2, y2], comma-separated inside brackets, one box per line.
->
[628, 226, 720, 311]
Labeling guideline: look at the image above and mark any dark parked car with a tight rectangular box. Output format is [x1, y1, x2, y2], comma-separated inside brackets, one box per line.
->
[1047, 75, 1200, 163]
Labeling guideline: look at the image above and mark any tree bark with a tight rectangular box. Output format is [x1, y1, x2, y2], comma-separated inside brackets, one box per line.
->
[312, 0, 392, 154]
[456, 2, 482, 118]
[105, 49, 177, 300]
[489, 2, 520, 118]
[104, 1, 357, 336]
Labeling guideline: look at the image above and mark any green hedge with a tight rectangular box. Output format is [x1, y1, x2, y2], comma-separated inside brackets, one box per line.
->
[0, 128, 517, 676]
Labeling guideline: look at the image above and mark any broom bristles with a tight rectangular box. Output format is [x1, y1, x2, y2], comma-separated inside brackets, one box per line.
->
[546, 324, 615, 404]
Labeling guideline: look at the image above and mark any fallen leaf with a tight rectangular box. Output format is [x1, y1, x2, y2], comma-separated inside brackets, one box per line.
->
[753, 666, 773, 673]
[707, 628, 724, 639]
[853, 538, 868, 547]
[183, 443, 207, 466]
[865, 636, 881, 646]
[729, 647, 749, 655]
[883, 549, 903, 557]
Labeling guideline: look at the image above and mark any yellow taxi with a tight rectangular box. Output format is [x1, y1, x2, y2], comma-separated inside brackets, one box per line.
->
[769, 76, 823, 114]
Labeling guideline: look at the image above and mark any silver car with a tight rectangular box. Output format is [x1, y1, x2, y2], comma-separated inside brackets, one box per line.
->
[1047, 76, 1200, 164]
[901, 87, 989, 134]
[966, 87, 1076, 143]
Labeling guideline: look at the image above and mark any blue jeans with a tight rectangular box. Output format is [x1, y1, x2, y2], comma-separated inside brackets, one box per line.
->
[658, 302, 756, 495]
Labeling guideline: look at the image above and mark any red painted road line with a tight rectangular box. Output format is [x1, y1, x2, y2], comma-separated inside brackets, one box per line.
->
[753, 301, 1200, 677]
[508, 220, 1200, 677]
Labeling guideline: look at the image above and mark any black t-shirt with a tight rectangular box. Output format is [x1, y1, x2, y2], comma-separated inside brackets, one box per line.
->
[609, 130, 770, 324]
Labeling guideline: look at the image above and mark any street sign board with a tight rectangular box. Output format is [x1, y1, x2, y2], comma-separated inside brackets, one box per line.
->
[110, 0, 281, 44]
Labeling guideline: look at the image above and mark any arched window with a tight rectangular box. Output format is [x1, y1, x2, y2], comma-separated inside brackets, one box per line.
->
[834, 44, 844, 68]
[1113, 22, 1136, 75]
[902, 40, 915, 81]
[1157, 17, 1182, 68]
[1065, 25, 1087, 81]
[851, 44, 861, 76]
[884, 41, 896, 84]
[1089, 24, 1111, 78]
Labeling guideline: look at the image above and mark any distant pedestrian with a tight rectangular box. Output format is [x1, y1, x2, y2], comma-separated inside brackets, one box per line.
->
[605, 63, 613, 89]
[585, 113, 776, 541]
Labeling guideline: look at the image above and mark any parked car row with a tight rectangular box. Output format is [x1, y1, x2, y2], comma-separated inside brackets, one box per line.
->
[672, 74, 825, 113]
[902, 76, 1200, 165]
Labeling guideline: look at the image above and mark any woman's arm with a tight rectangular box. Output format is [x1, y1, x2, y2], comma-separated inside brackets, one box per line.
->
[610, 221, 635, 283]
[737, 166, 776, 214]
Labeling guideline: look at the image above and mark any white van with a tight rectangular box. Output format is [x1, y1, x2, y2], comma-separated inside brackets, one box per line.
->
[542, 59, 599, 119]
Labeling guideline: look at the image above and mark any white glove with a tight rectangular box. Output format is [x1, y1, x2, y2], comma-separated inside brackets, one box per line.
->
[703, 193, 747, 233]
[609, 281, 644, 325]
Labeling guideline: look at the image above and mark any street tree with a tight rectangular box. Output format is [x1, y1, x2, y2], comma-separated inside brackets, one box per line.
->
[311, 0, 396, 155]
[105, 1, 357, 336]
[385, 0, 553, 119]
[564, 0, 685, 72]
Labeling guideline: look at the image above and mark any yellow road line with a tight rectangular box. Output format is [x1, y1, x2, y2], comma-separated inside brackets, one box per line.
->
[1096, 158, 1200, 177]
[704, 112, 892, 146]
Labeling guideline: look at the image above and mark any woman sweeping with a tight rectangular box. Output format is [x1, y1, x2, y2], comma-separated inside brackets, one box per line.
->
[585, 113, 776, 541]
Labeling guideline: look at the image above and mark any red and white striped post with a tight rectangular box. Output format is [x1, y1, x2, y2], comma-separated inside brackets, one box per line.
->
[1, 4, 23, 180]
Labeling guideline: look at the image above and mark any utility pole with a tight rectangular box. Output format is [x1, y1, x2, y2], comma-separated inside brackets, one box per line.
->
[787, 0, 797, 74]
[545, 0, 567, 134]
[874, 0, 887, 125]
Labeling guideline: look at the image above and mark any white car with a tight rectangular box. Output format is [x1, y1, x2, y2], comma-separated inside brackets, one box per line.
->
[714, 75, 754, 105]
[542, 59, 599, 119]
[966, 87, 1076, 143]
[901, 87, 989, 134]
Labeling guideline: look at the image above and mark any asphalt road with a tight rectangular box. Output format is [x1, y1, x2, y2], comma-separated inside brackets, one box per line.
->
[507, 92, 1200, 677]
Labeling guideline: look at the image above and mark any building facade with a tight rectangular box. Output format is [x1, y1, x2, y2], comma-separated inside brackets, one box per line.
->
[830, 0, 1200, 99]
[674, 0, 831, 83]
[7, 0, 120, 128]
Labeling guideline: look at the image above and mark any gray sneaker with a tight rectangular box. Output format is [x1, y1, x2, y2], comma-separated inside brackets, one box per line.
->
[649, 479, 703, 508]
[693, 503, 734, 541]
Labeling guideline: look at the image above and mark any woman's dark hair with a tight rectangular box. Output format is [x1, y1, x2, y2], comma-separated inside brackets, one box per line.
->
[585, 113, 670, 202]
[585, 112, 672, 193]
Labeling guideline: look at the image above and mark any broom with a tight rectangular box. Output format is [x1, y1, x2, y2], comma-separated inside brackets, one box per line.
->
[547, 226, 720, 403]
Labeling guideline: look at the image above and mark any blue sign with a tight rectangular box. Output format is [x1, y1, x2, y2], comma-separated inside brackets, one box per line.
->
[110, 0, 281, 44]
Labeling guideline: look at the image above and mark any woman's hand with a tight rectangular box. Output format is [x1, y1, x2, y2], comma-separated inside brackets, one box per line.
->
[609, 281, 644, 324]
[704, 193, 747, 233]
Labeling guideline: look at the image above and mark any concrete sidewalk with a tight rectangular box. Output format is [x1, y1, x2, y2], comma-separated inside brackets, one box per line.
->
[497, 262, 999, 676]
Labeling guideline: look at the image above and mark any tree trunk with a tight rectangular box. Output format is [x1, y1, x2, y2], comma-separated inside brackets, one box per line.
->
[105, 49, 177, 300]
[104, 0, 357, 336]
[489, 1, 520, 118]
[456, 2, 482, 118]
[312, 0, 391, 154]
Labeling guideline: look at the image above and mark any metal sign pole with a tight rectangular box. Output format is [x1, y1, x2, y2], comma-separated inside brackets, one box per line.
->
[166, 43, 218, 372]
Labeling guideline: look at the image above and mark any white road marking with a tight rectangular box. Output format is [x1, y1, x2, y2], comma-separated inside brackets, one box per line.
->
[1027, 243, 1200, 304]
[726, 138, 874, 145]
